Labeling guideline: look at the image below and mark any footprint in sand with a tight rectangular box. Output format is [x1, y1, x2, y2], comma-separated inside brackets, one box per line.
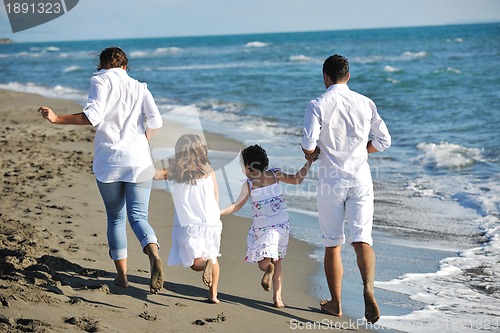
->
[65, 316, 101, 332]
[139, 311, 158, 321]
[193, 313, 226, 326]
[175, 302, 188, 307]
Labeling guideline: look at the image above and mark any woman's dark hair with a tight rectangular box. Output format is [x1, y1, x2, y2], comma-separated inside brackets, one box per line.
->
[241, 145, 269, 172]
[322, 54, 349, 83]
[98, 47, 128, 70]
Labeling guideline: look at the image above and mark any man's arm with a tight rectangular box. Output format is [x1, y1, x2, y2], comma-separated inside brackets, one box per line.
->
[301, 102, 321, 160]
[367, 140, 379, 154]
[368, 102, 391, 153]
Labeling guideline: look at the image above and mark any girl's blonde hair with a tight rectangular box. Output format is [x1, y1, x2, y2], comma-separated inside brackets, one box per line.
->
[168, 134, 211, 184]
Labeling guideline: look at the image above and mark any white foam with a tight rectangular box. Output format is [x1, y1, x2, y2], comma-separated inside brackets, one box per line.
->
[130, 51, 148, 58]
[154, 47, 182, 54]
[384, 65, 400, 72]
[156, 62, 250, 71]
[129, 47, 183, 58]
[290, 55, 314, 62]
[0, 82, 86, 102]
[157, 99, 298, 148]
[414, 142, 484, 169]
[402, 51, 429, 59]
[376, 214, 500, 332]
[350, 52, 428, 64]
[351, 55, 385, 64]
[62, 65, 82, 73]
[197, 98, 244, 114]
[244, 41, 269, 48]
[446, 67, 461, 74]
[17, 51, 40, 58]
[378, 154, 500, 332]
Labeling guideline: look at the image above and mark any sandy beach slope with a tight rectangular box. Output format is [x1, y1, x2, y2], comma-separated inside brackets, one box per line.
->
[0, 89, 370, 332]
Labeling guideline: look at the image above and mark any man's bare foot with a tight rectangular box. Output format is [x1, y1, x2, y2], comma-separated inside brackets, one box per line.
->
[202, 259, 213, 287]
[364, 291, 380, 324]
[261, 263, 275, 292]
[208, 298, 220, 304]
[320, 299, 342, 316]
[114, 277, 129, 288]
[150, 256, 163, 294]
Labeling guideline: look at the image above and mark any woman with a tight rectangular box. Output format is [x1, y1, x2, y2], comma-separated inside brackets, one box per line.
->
[38, 47, 164, 294]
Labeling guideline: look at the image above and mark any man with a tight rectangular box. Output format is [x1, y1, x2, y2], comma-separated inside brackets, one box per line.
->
[301, 54, 391, 324]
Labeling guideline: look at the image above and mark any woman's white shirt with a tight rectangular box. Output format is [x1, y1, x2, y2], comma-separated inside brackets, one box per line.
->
[83, 68, 163, 183]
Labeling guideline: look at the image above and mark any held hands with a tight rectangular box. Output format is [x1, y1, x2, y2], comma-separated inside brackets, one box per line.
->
[304, 146, 320, 162]
[153, 168, 168, 180]
[38, 106, 57, 123]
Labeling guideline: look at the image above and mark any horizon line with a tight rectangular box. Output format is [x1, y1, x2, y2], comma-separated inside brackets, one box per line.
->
[3, 20, 499, 44]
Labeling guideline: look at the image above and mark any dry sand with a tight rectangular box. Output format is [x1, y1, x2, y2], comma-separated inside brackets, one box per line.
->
[0, 89, 371, 332]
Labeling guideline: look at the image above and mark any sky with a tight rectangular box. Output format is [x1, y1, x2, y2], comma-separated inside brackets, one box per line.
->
[1, 0, 499, 42]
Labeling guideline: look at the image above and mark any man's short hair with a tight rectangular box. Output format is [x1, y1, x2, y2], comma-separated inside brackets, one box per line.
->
[323, 54, 349, 83]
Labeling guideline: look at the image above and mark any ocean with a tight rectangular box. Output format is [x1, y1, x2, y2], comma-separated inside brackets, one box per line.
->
[1, 22, 499, 332]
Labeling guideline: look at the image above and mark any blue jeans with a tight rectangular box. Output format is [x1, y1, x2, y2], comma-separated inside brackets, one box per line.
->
[96, 179, 159, 260]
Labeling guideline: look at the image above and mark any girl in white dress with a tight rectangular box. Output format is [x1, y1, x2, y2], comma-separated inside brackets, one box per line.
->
[220, 144, 318, 307]
[158, 134, 222, 303]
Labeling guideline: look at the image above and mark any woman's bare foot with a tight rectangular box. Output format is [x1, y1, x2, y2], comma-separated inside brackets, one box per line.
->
[202, 259, 213, 287]
[114, 277, 129, 288]
[261, 263, 275, 292]
[208, 298, 220, 304]
[363, 290, 380, 324]
[320, 299, 342, 316]
[150, 256, 163, 294]
[273, 298, 285, 308]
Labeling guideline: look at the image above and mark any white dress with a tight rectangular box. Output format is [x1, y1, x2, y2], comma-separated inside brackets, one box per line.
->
[245, 170, 290, 263]
[167, 175, 222, 267]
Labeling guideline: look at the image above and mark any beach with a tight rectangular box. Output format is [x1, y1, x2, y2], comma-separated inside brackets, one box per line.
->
[0, 89, 373, 332]
[1, 24, 499, 332]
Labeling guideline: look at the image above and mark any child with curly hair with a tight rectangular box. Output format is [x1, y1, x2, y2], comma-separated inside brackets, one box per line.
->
[220, 144, 318, 307]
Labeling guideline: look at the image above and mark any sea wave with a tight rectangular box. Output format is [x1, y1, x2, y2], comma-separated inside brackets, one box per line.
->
[446, 37, 464, 43]
[351, 51, 428, 64]
[384, 65, 401, 72]
[387, 162, 500, 332]
[414, 142, 484, 169]
[62, 65, 82, 73]
[155, 61, 269, 71]
[289, 55, 316, 62]
[244, 41, 269, 48]
[28, 46, 60, 52]
[129, 47, 182, 58]
[197, 98, 245, 114]
[402, 51, 429, 59]
[376, 212, 500, 332]
[154, 47, 182, 54]
[156, 63, 244, 71]
[0, 82, 86, 102]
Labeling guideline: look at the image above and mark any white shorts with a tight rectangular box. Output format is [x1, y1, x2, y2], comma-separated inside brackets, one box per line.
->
[317, 184, 374, 247]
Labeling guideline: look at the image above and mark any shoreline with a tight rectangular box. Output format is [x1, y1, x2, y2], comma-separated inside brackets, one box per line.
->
[0, 89, 372, 332]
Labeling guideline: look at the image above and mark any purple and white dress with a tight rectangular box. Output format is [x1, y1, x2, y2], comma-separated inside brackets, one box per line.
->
[245, 169, 290, 263]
